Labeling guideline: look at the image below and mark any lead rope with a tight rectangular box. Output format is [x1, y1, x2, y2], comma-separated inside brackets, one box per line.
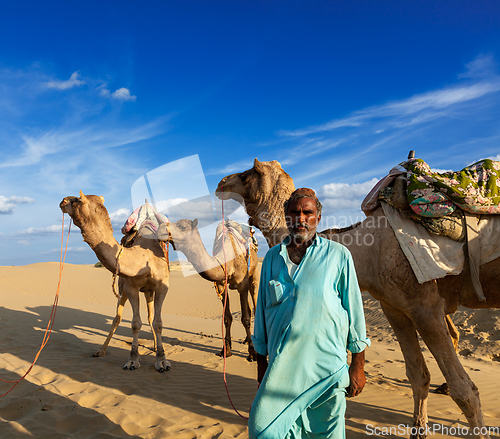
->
[220, 185, 249, 420]
[159, 222, 170, 271]
[111, 246, 124, 299]
[0, 214, 71, 397]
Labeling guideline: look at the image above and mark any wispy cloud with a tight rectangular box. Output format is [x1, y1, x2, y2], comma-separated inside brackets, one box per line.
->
[212, 56, 500, 185]
[0, 195, 34, 214]
[99, 85, 137, 101]
[458, 54, 497, 79]
[205, 158, 255, 176]
[41, 246, 88, 255]
[112, 87, 137, 101]
[279, 80, 500, 138]
[0, 118, 167, 169]
[109, 208, 132, 225]
[316, 178, 379, 211]
[13, 224, 61, 236]
[45, 72, 85, 90]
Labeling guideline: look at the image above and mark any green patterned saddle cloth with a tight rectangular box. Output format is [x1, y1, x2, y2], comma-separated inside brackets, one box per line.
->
[406, 158, 500, 217]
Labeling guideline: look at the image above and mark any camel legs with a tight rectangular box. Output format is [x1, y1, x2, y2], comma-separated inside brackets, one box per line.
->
[380, 301, 430, 438]
[434, 315, 460, 395]
[216, 281, 233, 358]
[145, 290, 157, 352]
[151, 283, 170, 372]
[94, 287, 156, 358]
[238, 279, 257, 362]
[122, 283, 142, 370]
[409, 305, 489, 439]
[249, 273, 258, 312]
[94, 291, 129, 357]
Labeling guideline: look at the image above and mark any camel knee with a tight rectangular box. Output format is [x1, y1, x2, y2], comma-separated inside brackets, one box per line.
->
[131, 319, 142, 333]
[241, 316, 251, 329]
[449, 381, 481, 417]
[153, 320, 163, 333]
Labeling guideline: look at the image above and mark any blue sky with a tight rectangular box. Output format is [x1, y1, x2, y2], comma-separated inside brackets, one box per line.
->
[1, 0, 499, 265]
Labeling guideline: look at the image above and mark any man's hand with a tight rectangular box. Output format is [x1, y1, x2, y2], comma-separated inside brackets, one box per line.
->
[347, 351, 366, 398]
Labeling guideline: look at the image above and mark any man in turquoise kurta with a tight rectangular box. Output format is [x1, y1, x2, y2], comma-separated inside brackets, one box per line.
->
[248, 188, 370, 439]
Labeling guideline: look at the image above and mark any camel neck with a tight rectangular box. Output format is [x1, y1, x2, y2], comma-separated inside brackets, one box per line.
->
[177, 242, 226, 282]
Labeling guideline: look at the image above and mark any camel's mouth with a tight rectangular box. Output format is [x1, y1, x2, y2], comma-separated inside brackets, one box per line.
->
[60, 196, 77, 212]
[215, 184, 226, 200]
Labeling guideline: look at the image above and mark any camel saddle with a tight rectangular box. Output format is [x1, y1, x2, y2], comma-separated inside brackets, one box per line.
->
[121, 200, 169, 247]
[372, 163, 492, 301]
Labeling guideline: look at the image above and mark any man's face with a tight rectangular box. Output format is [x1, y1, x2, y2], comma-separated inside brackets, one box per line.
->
[286, 197, 321, 244]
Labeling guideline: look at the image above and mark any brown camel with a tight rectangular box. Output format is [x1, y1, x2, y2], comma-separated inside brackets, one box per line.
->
[216, 158, 500, 439]
[60, 192, 171, 372]
[157, 218, 258, 361]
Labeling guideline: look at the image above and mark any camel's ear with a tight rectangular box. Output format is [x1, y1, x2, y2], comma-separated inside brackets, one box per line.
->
[254, 158, 265, 174]
[100, 196, 105, 204]
[79, 190, 88, 203]
[192, 219, 199, 228]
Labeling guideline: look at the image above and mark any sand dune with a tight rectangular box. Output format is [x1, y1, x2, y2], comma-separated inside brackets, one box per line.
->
[0, 263, 499, 438]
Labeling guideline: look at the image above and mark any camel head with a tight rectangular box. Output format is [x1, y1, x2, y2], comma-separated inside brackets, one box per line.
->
[157, 218, 199, 248]
[215, 159, 295, 239]
[60, 191, 111, 231]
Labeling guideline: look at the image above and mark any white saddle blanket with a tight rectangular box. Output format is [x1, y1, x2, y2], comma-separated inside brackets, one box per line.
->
[382, 202, 500, 284]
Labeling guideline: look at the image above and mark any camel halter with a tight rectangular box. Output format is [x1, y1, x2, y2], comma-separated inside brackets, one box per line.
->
[112, 245, 124, 299]
[0, 214, 71, 397]
[159, 221, 170, 270]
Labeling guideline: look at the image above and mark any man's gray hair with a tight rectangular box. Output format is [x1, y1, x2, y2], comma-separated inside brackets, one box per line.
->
[284, 188, 323, 215]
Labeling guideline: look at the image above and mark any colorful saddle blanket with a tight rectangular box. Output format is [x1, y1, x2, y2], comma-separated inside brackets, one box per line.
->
[121, 201, 169, 235]
[406, 158, 500, 217]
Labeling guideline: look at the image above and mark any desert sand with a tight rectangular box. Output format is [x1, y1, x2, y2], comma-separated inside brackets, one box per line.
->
[0, 262, 499, 438]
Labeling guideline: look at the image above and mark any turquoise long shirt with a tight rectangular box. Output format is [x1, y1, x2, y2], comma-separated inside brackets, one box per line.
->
[248, 234, 370, 439]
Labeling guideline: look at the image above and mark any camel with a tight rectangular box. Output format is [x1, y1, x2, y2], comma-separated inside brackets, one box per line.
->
[93, 273, 156, 358]
[60, 192, 171, 372]
[216, 158, 500, 439]
[157, 218, 258, 361]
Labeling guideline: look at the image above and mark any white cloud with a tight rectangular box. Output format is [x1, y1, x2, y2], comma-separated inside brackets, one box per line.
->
[45, 72, 85, 90]
[109, 207, 132, 225]
[0, 118, 166, 168]
[17, 240, 29, 245]
[112, 87, 136, 101]
[0, 195, 34, 214]
[155, 198, 190, 211]
[162, 199, 215, 225]
[206, 159, 254, 176]
[14, 224, 61, 236]
[317, 178, 379, 210]
[97, 85, 137, 101]
[458, 54, 497, 79]
[41, 246, 88, 254]
[98, 84, 111, 97]
[279, 79, 500, 138]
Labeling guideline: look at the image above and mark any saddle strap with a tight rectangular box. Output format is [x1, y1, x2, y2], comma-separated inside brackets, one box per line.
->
[460, 212, 486, 302]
